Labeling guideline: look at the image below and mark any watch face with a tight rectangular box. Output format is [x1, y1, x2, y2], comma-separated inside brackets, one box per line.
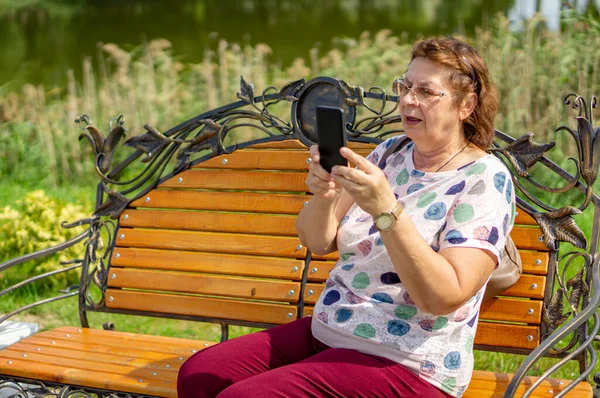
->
[375, 213, 395, 231]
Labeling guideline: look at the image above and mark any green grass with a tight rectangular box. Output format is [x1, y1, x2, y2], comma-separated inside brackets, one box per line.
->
[0, 294, 260, 343]
[0, 181, 94, 208]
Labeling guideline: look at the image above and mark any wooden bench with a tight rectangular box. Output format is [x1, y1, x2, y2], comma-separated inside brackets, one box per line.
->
[0, 77, 598, 398]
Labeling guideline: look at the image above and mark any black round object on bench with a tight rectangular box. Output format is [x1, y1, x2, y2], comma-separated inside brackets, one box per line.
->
[291, 76, 356, 146]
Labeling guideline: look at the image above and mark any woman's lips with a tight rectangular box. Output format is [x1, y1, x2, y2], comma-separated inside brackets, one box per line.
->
[403, 116, 422, 126]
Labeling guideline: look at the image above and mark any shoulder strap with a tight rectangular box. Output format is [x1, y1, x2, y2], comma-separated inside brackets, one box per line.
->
[379, 135, 412, 168]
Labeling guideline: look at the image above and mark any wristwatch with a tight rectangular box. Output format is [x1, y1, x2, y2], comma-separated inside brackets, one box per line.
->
[373, 201, 403, 232]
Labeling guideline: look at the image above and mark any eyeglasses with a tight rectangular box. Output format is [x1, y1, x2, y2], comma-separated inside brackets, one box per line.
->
[392, 78, 452, 103]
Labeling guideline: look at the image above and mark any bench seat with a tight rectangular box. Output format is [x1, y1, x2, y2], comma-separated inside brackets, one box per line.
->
[0, 326, 592, 398]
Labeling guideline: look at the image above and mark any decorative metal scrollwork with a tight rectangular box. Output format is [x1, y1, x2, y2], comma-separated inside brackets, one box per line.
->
[556, 94, 600, 210]
[495, 94, 600, 397]
[492, 95, 599, 339]
[0, 378, 149, 397]
[532, 207, 586, 250]
[493, 132, 556, 178]
[70, 76, 399, 316]
[0, 378, 134, 398]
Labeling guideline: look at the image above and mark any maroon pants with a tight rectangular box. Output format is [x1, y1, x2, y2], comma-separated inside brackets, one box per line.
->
[177, 316, 452, 398]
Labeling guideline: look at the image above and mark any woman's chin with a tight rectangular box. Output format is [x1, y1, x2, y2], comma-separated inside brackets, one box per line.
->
[402, 125, 422, 137]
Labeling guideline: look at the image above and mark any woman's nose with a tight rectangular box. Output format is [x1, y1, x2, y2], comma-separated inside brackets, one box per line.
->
[400, 90, 419, 107]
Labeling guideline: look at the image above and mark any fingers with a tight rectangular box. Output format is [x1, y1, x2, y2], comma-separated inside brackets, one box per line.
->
[330, 147, 369, 185]
[308, 145, 332, 181]
[308, 145, 321, 164]
[306, 145, 340, 198]
[338, 147, 376, 174]
[329, 147, 395, 216]
[331, 166, 363, 190]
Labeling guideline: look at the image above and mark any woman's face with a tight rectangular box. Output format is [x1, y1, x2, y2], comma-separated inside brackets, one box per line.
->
[399, 57, 468, 144]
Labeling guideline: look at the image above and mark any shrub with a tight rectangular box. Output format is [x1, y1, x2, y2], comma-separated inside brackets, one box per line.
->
[0, 190, 89, 293]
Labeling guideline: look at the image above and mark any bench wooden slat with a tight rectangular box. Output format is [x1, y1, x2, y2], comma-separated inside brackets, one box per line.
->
[108, 268, 301, 302]
[305, 260, 337, 282]
[21, 334, 208, 360]
[306, 253, 549, 283]
[511, 226, 548, 251]
[301, 309, 539, 350]
[0, 349, 178, 382]
[501, 274, 546, 299]
[464, 387, 591, 398]
[312, 226, 548, 261]
[160, 169, 308, 191]
[248, 140, 374, 150]
[475, 322, 539, 349]
[106, 289, 298, 324]
[0, 357, 177, 398]
[11, 342, 190, 369]
[119, 209, 298, 236]
[303, 285, 541, 323]
[130, 190, 308, 214]
[304, 274, 545, 305]
[466, 370, 593, 398]
[56, 326, 213, 348]
[515, 210, 539, 226]
[198, 149, 312, 170]
[197, 149, 371, 171]
[479, 297, 542, 323]
[111, 248, 304, 280]
[35, 330, 204, 356]
[115, 228, 307, 258]
[520, 250, 550, 275]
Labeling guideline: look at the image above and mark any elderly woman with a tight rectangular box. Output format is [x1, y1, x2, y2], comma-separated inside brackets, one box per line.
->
[177, 37, 514, 398]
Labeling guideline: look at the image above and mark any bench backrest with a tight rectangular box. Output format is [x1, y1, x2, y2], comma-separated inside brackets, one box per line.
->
[107, 140, 371, 328]
[105, 137, 554, 354]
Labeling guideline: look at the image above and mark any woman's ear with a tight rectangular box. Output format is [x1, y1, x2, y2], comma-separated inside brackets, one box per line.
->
[459, 93, 478, 121]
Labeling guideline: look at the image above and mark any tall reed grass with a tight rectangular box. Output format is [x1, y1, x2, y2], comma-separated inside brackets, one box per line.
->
[0, 12, 599, 189]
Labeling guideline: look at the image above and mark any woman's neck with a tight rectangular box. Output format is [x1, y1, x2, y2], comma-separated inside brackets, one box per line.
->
[412, 137, 470, 172]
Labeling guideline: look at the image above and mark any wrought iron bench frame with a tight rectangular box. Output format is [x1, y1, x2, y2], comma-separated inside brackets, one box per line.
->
[0, 76, 599, 397]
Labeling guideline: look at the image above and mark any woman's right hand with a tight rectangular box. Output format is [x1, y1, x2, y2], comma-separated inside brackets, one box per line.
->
[306, 145, 343, 200]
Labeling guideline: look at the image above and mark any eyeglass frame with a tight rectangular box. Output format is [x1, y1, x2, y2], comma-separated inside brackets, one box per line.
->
[392, 77, 456, 103]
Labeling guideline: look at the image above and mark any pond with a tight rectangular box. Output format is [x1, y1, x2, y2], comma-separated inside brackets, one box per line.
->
[0, 0, 598, 90]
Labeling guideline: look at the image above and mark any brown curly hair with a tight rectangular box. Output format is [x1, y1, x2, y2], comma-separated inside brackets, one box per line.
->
[410, 37, 499, 149]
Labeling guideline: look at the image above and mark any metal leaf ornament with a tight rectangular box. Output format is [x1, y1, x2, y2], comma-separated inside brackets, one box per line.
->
[77, 117, 127, 173]
[92, 258, 108, 288]
[99, 124, 126, 172]
[175, 119, 222, 172]
[339, 80, 364, 106]
[123, 125, 169, 162]
[533, 206, 587, 250]
[236, 76, 255, 104]
[93, 189, 129, 219]
[500, 132, 555, 178]
[78, 124, 104, 155]
[566, 268, 589, 310]
[543, 288, 572, 332]
[278, 78, 305, 102]
[574, 117, 600, 187]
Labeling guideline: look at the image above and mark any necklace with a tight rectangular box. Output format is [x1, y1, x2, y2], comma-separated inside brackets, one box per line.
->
[433, 142, 470, 172]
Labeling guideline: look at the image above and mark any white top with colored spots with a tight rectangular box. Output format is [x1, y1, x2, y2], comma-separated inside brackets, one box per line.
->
[311, 136, 516, 397]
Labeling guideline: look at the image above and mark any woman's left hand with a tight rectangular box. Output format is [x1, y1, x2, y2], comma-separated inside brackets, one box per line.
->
[331, 147, 397, 217]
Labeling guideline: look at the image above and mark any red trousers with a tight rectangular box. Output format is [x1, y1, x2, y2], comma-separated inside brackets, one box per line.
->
[177, 316, 452, 398]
